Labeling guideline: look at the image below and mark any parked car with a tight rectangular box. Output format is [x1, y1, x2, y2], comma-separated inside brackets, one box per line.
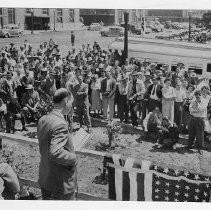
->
[145, 26, 153, 34]
[147, 21, 164, 32]
[88, 23, 102, 31]
[100, 26, 124, 37]
[0, 24, 23, 38]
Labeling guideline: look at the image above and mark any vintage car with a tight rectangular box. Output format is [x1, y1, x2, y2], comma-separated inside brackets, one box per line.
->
[0, 24, 23, 38]
[100, 26, 124, 37]
[88, 23, 102, 31]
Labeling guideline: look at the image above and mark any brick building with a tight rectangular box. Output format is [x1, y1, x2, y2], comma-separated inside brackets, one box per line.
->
[0, 8, 80, 30]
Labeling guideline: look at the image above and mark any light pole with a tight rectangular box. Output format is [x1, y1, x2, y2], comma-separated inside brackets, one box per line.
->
[30, 8, 34, 34]
[53, 9, 56, 31]
[188, 10, 192, 42]
[123, 11, 129, 63]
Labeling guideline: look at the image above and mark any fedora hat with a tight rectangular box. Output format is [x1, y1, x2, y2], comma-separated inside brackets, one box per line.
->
[131, 70, 139, 76]
[144, 71, 151, 76]
[49, 69, 57, 75]
[87, 57, 93, 62]
[118, 74, 128, 82]
[25, 84, 34, 90]
[99, 63, 104, 69]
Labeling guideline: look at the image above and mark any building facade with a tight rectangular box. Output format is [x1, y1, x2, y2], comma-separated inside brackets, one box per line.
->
[0, 8, 208, 30]
[79, 9, 116, 26]
[0, 8, 80, 30]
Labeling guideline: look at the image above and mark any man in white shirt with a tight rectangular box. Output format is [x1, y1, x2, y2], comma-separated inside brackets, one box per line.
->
[187, 90, 208, 154]
[174, 82, 186, 126]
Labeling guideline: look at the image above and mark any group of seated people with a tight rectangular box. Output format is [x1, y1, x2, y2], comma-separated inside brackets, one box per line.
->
[143, 106, 179, 150]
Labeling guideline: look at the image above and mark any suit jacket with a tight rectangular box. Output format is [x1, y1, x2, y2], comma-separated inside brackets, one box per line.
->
[101, 77, 116, 99]
[126, 79, 145, 100]
[73, 82, 89, 106]
[147, 84, 163, 99]
[0, 163, 20, 199]
[37, 110, 77, 195]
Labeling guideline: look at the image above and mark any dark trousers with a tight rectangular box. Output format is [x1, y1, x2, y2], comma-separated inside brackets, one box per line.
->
[129, 100, 139, 126]
[148, 98, 161, 113]
[6, 113, 26, 132]
[71, 38, 75, 47]
[141, 99, 148, 121]
[174, 102, 183, 126]
[188, 116, 205, 149]
[41, 188, 75, 200]
[77, 105, 91, 127]
[118, 95, 129, 122]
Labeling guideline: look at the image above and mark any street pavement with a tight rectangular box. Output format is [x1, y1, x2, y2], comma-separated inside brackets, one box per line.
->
[0, 30, 116, 56]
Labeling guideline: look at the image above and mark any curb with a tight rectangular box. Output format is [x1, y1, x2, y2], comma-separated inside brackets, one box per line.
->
[23, 28, 86, 35]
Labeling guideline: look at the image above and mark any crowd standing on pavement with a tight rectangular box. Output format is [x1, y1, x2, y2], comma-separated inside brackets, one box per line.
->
[0, 38, 211, 154]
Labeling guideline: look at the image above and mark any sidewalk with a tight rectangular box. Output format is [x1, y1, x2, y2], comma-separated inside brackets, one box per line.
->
[23, 27, 86, 35]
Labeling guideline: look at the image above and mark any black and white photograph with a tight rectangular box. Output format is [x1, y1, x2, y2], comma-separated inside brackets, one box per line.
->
[0, 1, 211, 204]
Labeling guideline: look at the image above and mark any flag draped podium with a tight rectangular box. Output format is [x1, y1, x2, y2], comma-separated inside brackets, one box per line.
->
[105, 154, 211, 202]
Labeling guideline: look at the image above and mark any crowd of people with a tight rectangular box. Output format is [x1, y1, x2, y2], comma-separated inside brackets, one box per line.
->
[0, 38, 210, 153]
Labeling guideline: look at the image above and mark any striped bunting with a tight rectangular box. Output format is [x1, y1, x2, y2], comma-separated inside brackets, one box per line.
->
[105, 155, 211, 202]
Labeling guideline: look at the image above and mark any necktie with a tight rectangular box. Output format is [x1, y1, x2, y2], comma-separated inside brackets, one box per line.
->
[152, 85, 156, 95]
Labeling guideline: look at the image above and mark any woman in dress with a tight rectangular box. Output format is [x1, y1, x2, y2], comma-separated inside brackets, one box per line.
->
[162, 78, 176, 124]
[91, 74, 101, 117]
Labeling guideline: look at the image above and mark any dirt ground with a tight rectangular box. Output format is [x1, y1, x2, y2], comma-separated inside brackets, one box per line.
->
[0, 118, 211, 199]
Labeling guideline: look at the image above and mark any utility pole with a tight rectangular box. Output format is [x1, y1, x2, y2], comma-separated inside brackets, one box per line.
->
[124, 11, 129, 63]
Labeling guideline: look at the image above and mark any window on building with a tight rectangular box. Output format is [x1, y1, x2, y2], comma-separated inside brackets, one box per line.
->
[8, 8, 15, 24]
[42, 8, 49, 15]
[25, 8, 31, 14]
[118, 10, 123, 24]
[69, 9, 74, 22]
[56, 9, 63, 23]
[207, 63, 211, 72]
[188, 64, 203, 75]
[131, 10, 137, 23]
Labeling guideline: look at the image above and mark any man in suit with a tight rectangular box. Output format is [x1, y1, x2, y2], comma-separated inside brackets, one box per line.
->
[101, 70, 116, 120]
[146, 76, 162, 113]
[74, 75, 91, 132]
[37, 88, 77, 200]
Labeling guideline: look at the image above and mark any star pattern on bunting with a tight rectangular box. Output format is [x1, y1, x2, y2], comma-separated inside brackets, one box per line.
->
[152, 169, 211, 202]
[163, 168, 169, 174]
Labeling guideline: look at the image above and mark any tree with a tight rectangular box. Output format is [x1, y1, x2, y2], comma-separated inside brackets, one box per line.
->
[201, 12, 211, 29]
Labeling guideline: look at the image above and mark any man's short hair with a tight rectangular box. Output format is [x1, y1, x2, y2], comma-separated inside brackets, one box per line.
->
[53, 88, 68, 104]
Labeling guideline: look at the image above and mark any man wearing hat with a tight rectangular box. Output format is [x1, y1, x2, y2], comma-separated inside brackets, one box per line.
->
[22, 84, 40, 122]
[42, 68, 57, 98]
[101, 70, 116, 120]
[187, 90, 208, 154]
[117, 74, 129, 123]
[20, 64, 34, 92]
[149, 63, 157, 74]
[71, 31, 75, 47]
[37, 88, 77, 200]
[73, 75, 91, 132]
[9, 43, 16, 58]
[127, 70, 145, 128]
[6, 94, 28, 133]
[146, 76, 163, 113]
